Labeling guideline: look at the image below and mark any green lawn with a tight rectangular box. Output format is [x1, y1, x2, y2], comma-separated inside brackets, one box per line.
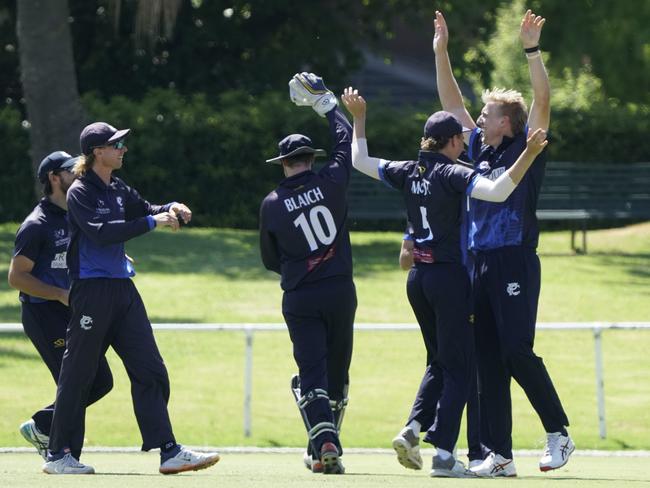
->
[1, 452, 649, 488]
[0, 222, 649, 451]
[1, 222, 649, 323]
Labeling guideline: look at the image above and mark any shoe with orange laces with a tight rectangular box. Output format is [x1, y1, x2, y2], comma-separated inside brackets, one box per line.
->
[470, 451, 517, 477]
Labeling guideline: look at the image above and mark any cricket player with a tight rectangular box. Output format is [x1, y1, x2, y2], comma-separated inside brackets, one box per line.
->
[9, 151, 114, 461]
[398, 224, 489, 469]
[342, 88, 547, 478]
[259, 73, 356, 475]
[42, 122, 220, 475]
[433, 9, 574, 476]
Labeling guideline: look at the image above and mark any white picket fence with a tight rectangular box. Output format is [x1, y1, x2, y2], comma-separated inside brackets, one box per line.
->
[2, 321, 649, 439]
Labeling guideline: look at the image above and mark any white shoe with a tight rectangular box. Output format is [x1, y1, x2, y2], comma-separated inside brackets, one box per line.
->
[42, 453, 95, 474]
[430, 455, 475, 478]
[392, 427, 423, 470]
[468, 459, 484, 469]
[19, 419, 49, 460]
[539, 432, 575, 471]
[470, 451, 517, 477]
[159, 446, 220, 475]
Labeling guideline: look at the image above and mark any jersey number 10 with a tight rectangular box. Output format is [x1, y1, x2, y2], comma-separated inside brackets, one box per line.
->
[293, 205, 337, 251]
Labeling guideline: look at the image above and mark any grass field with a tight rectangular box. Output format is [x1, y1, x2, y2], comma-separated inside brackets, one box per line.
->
[0, 222, 649, 453]
[1, 452, 649, 488]
[1, 222, 649, 323]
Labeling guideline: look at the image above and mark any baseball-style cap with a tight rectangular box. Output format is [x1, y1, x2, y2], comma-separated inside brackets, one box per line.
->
[265, 134, 326, 164]
[80, 122, 130, 155]
[37, 151, 79, 183]
[423, 111, 471, 139]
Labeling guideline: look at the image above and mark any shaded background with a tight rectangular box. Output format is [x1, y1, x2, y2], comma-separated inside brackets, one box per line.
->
[1, 0, 648, 226]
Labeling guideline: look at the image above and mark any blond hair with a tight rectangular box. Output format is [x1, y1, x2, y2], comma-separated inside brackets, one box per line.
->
[73, 154, 95, 177]
[420, 136, 452, 152]
[482, 88, 528, 135]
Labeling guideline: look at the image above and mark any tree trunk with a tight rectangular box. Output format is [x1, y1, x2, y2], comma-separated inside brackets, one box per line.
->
[16, 0, 86, 197]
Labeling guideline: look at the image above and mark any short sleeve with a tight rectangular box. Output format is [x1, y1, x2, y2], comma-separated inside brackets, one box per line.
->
[378, 160, 413, 191]
[444, 164, 478, 194]
[14, 221, 43, 262]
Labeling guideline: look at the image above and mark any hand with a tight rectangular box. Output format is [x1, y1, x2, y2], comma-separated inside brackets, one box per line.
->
[525, 128, 548, 156]
[341, 87, 367, 119]
[289, 72, 338, 117]
[520, 9, 545, 49]
[170, 202, 192, 224]
[153, 211, 180, 231]
[433, 10, 449, 54]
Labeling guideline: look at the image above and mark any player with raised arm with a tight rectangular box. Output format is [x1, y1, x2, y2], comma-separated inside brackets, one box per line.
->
[433, 9, 574, 476]
[342, 87, 547, 478]
[259, 73, 356, 475]
[9, 151, 113, 461]
[43, 122, 220, 475]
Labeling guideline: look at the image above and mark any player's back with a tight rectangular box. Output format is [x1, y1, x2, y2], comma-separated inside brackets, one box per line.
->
[260, 169, 352, 291]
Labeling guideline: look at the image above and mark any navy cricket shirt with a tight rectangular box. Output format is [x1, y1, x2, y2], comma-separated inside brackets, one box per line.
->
[379, 151, 478, 264]
[467, 127, 547, 251]
[66, 169, 174, 279]
[259, 108, 354, 291]
[13, 199, 70, 303]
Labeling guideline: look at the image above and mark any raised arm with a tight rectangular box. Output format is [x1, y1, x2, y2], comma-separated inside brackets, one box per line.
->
[521, 9, 550, 132]
[341, 87, 385, 180]
[469, 128, 548, 202]
[433, 10, 476, 140]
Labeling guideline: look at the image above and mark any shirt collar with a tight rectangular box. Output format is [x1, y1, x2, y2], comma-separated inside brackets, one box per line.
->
[279, 170, 314, 189]
[39, 197, 67, 215]
[418, 150, 455, 165]
[83, 169, 117, 190]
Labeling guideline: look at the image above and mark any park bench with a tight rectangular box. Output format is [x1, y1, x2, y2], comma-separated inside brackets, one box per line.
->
[347, 162, 650, 253]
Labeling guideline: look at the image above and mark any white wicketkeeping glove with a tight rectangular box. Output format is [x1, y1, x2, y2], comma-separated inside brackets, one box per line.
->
[288, 72, 338, 117]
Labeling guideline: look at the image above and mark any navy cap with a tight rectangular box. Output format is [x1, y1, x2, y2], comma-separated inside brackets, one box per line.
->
[80, 122, 130, 155]
[423, 111, 471, 139]
[266, 134, 326, 164]
[37, 151, 79, 183]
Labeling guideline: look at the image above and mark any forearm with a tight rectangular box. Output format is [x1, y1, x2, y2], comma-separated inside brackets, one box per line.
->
[351, 137, 383, 180]
[526, 53, 550, 131]
[8, 271, 67, 302]
[435, 50, 465, 111]
[507, 147, 538, 184]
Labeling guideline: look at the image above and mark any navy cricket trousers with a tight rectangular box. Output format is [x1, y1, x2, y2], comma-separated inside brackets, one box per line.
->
[405, 262, 473, 452]
[21, 301, 113, 443]
[49, 278, 175, 457]
[473, 246, 569, 459]
[282, 276, 356, 453]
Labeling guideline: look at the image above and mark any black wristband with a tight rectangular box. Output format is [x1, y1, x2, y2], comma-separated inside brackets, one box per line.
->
[524, 45, 540, 53]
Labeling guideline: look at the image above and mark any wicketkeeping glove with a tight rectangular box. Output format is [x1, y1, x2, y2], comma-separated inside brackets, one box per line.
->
[288, 72, 338, 117]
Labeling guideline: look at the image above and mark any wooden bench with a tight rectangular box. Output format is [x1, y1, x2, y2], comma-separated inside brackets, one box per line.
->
[346, 162, 650, 253]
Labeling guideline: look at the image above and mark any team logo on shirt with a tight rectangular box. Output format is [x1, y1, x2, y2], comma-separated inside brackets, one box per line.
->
[506, 282, 521, 296]
[95, 199, 110, 214]
[53, 228, 70, 247]
[80, 315, 93, 330]
[53, 338, 65, 348]
[50, 252, 67, 269]
[116, 196, 123, 207]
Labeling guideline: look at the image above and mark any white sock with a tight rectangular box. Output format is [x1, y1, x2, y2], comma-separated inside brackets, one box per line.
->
[406, 420, 421, 436]
[437, 448, 452, 460]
